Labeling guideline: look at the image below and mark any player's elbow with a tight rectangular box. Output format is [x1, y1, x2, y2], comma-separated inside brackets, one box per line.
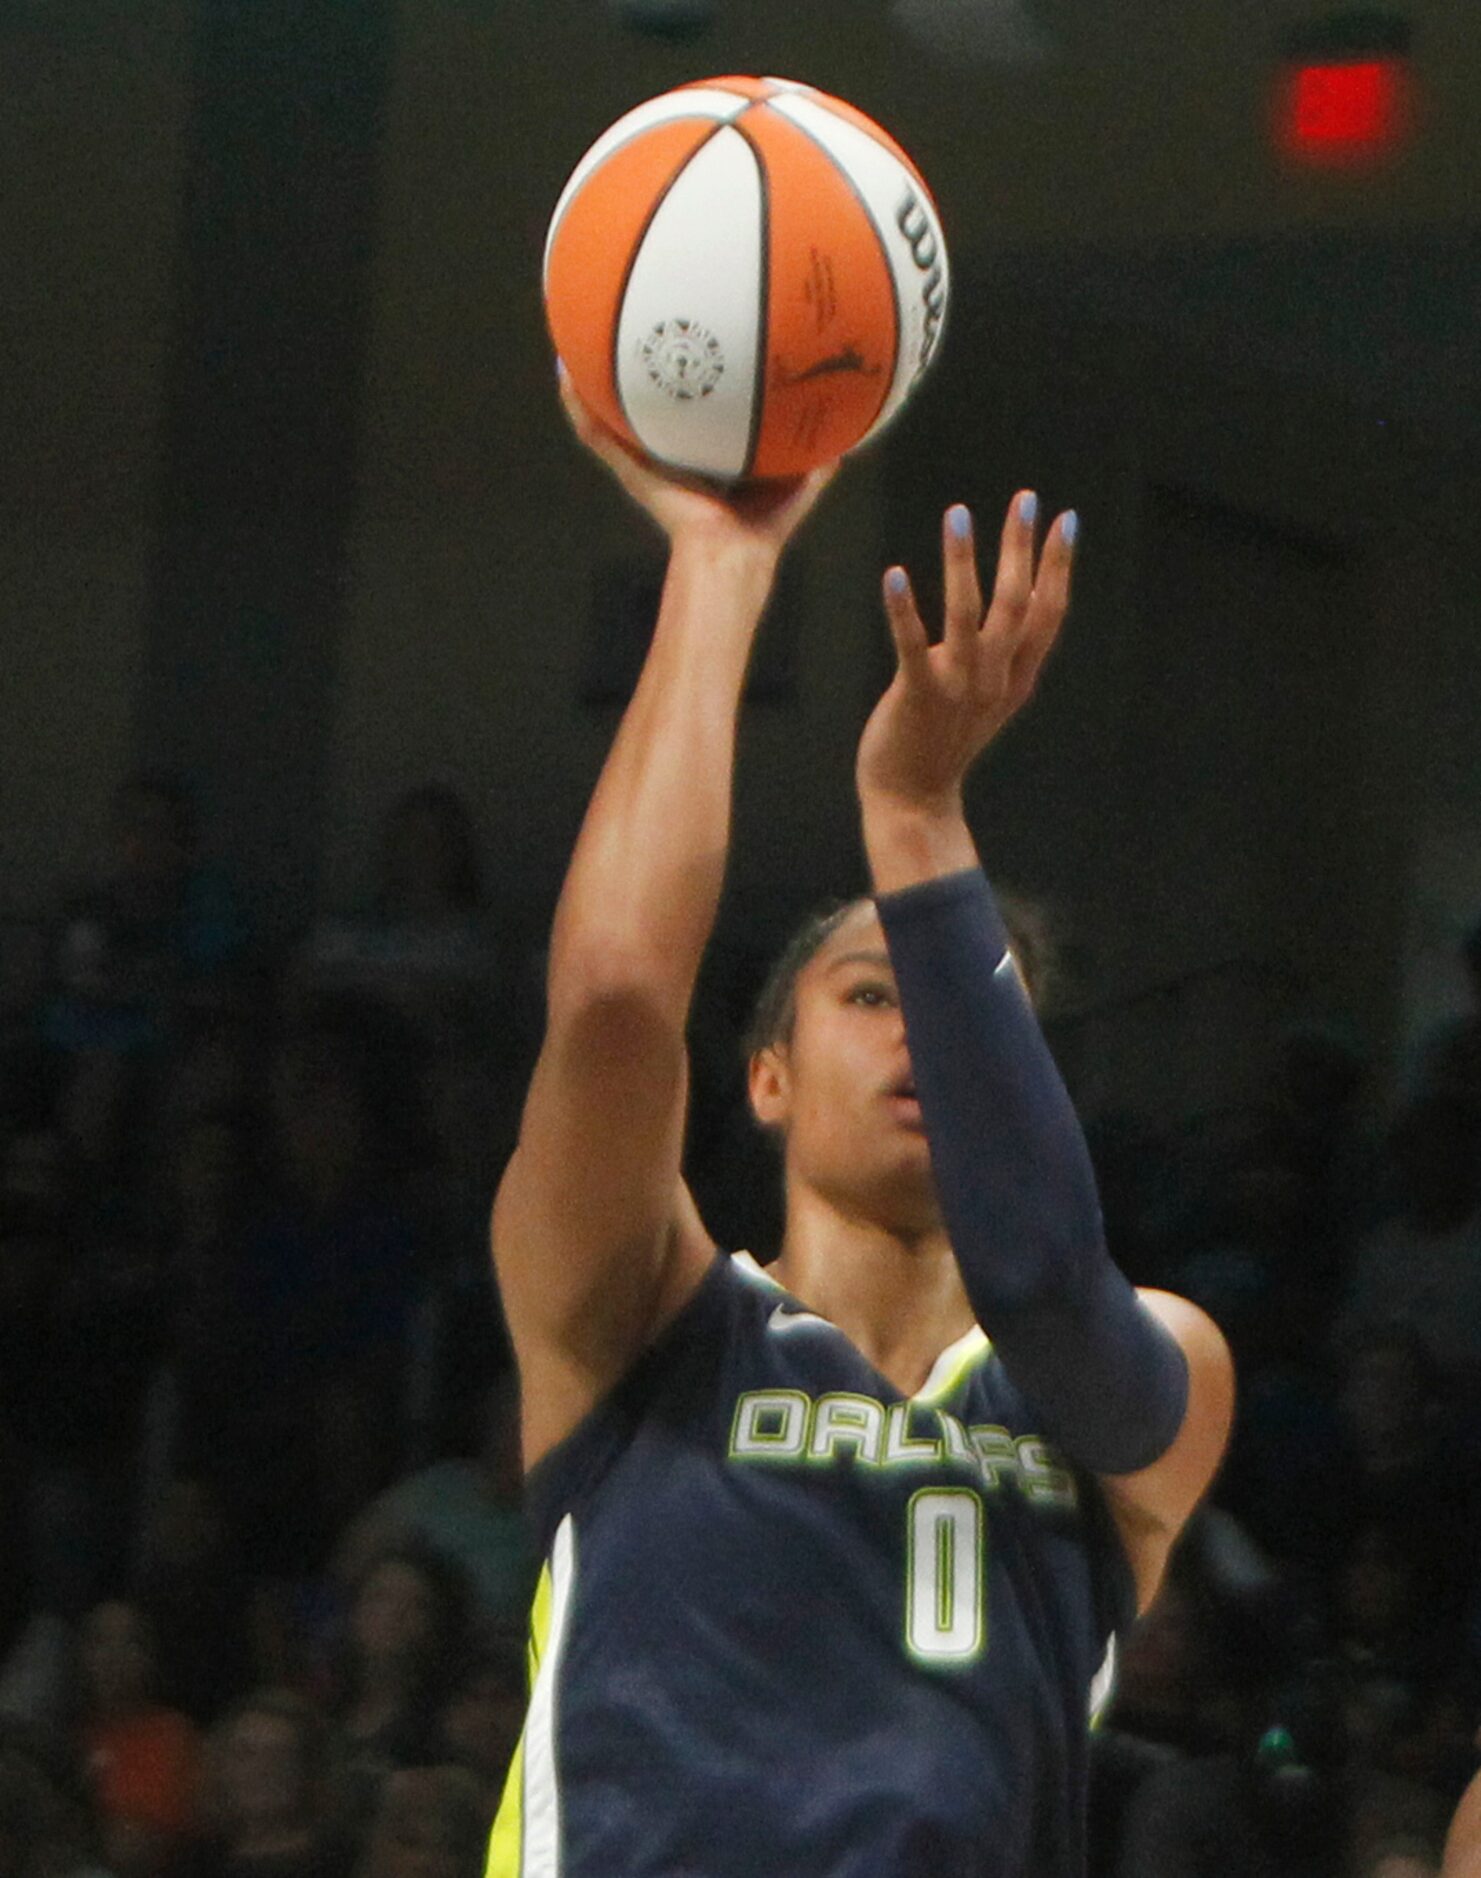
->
[547, 941, 690, 1040]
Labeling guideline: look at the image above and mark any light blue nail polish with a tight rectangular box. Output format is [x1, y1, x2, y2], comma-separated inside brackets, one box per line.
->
[948, 504, 972, 539]
[885, 567, 908, 595]
[1062, 510, 1079, 547]
[1019, 492, 1039, 527]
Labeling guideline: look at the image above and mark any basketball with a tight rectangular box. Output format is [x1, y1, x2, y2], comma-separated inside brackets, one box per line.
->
[543, 76, 950, 481]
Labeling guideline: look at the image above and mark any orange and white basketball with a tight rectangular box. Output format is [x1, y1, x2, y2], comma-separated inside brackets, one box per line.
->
[543, 76, 949, 481]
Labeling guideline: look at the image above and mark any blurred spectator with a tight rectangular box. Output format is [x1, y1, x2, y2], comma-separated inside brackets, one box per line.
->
[211, 1002, 429, 1575]
[1104, 1520, 1270, 1761]
[77, 1600, 199, 1876]
[1107, 1570, 1222, 1755]
[334, 1375, 534, 1643]
[0, 1152, 162, 1619]
[134, 1111, 259, 1529]
[435, 1643, 525, 1790]
[1381, 1671, 1481, 1820]
[1267, 1021, 1382, 1250]
[1334, 1327, 1480, 1615]
[328, 1545, 472, 1822]
[1223, 1318, 1479, 1588]
[132, 1480, 254, 1728]
[37, 774, 247, 1168]
[1331, 1524, 1449, 1702]
[296, 788, 497, 1048]
[0, 1721, 108, 1878]
[1336, 1096, 1481, 1384]
[148, 1015, 264, 1173]
[291, 787, 526, 1205]
[181, 1689, 351, 1878]
[354, 1766, 492, 1878]
[1092, 1510, 1297, 1867]
[1171, 1130, 1326, 1360]
[1108, 1664, 1447, 1877]
[1411, 918, 1481, 1108]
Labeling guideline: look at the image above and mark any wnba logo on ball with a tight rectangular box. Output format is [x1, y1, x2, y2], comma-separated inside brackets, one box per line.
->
[641, 319, 725, 400]
[897, 189, 947, 377]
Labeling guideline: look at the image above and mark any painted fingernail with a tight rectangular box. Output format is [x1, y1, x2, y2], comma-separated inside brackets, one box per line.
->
[1062, 510, 1079, 547]
[1019, 492, 1039, 527]
[947, 504, 972, 539]
[885, 567, 908, 595]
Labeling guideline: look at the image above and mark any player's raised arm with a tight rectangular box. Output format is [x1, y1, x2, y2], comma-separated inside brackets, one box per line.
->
[494, 374, 834, 1469]
[856, 495, 1234, 1610]
[1444, 1766, 1481, 1877]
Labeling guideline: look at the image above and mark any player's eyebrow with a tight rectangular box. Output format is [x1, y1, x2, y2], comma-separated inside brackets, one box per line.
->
[823, 949, 894, 974]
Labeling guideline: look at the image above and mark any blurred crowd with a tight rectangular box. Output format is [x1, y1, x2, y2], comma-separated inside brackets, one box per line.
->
[1, 770, 1480, 1877]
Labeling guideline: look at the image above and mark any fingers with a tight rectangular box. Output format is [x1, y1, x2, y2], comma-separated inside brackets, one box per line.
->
[556, 360, 598, 445]
[942, 504, 985, 664]
[556, 360, 655, 497]
[983, 491, 1039, 657]
[882, 566, 929, 676]
[1007, 509, 1077, 710]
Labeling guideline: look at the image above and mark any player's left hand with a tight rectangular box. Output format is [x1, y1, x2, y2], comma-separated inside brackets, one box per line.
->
[855, 493, 1075, 811]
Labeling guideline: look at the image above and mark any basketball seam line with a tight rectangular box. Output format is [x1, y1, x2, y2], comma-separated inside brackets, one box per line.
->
[607, 119, 735, 448]
[545, 108, 742, 283]
[734, 118, 771, 480]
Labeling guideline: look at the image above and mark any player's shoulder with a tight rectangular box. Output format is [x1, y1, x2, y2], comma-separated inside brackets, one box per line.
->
[521, 1251, 763, 1522]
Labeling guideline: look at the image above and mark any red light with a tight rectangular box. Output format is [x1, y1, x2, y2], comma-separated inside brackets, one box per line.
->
[1275, 56, 1413, 166]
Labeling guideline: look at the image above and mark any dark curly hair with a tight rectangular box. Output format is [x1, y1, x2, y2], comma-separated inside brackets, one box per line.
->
[742, 886, 1057, 1063]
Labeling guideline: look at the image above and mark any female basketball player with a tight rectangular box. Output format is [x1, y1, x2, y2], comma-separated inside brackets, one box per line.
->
[485, 374, 1235, 1876]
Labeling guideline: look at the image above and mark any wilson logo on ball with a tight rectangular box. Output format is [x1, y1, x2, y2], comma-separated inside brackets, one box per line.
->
[897, 189, 947, 376]
[544, 75, 950, 481]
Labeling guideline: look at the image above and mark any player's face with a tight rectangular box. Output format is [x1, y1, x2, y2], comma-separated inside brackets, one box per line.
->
[750, 905, 937, 1221]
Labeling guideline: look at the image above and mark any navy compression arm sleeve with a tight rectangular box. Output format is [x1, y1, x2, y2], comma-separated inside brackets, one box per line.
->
[875, 868, 1188, 1474]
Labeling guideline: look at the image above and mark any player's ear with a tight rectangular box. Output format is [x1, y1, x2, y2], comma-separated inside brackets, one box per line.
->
[748, 1043, 791, 1131]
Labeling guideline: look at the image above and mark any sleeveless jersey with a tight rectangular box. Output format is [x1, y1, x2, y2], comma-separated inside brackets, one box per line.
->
[487, 1251, 1134, 1878]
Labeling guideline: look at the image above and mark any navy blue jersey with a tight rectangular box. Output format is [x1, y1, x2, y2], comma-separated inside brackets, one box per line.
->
[487, 1251, 1134, 1877]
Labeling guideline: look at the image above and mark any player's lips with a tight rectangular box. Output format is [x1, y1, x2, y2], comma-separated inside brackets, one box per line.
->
[883, 1074, 924, 1127]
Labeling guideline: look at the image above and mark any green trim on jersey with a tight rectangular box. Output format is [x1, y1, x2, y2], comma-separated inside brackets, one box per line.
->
[729, 1251, 994, 1405]
[486, 1556, 556, 1876]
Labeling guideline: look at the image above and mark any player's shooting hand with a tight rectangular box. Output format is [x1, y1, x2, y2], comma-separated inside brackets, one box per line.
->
[558, 364, 837, 560]
[856, 493, 1075, 812]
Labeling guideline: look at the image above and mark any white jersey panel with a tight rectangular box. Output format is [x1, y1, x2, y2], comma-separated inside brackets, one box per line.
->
[520, 1514, 577, 1877]
[615, 126, 764, 480]
[765, 91, 949, 435]
[543, 89, 753, 280]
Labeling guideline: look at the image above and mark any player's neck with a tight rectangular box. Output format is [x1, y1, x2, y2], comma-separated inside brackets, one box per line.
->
[770, 1190, 977, 1396]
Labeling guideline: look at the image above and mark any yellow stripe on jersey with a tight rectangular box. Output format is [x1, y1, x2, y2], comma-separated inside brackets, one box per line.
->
[912, 1330, 993, 1406]
[486, 1555, 557, 1877]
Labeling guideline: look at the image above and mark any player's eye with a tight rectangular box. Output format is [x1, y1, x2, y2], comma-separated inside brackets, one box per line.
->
[846, 981, 895, 1009]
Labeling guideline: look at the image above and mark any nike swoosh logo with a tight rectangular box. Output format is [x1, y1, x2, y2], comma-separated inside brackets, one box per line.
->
[767, 1304, 834, 1335]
